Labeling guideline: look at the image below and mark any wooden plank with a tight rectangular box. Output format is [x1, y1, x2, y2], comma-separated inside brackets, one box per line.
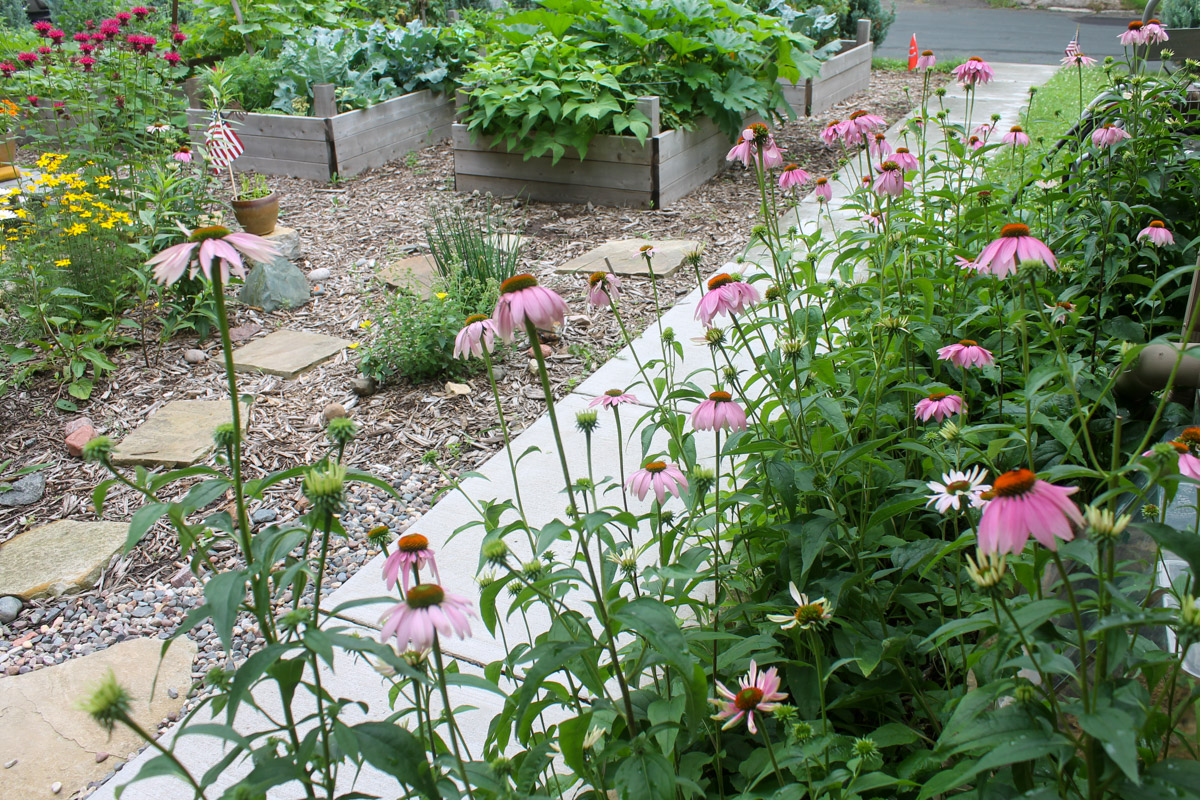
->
[657, 128, 730, 208]
[808, 52, 871, 116]
[186, 109, 327, 140]
[227, 155, 332, 182]
[188, 130, 330, 164]
[333, 103, 457, 162]
[455, 173, 652, 208]
[328, 90, 452, 138]
[336, 120, 453, 177]
[656, 117, 725, 162]
[452, 123, 654, 166]
[454, 149, 652, 191]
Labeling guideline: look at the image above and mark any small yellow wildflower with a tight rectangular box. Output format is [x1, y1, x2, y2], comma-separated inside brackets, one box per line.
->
[435, 292, 448, 300]
[54, 258, 71, 267]
[347, 342, 360, 349]
[65, 223, 87, 236]
[359, 320, 373, 329]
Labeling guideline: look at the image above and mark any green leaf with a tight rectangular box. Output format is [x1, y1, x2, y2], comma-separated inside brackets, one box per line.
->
[125, 503, 169, 552]
[68, 378, 94, 401]
[205, 570, 247, 655]
[613, 597, 694, 676]
[352, 722, 440, 799]
[614, 749, 676, 800]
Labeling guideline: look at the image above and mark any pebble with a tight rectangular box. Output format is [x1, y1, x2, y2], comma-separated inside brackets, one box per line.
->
[0, 595, 22, 624]
[352, 376, 378, 396]
[252, 508, 278, 524]
[0, 472, 45, 507]
[308, 267, 331, 281]
[526, 344, 553, 358]
[445, 381, 471, 396]
[4, 759, 16, 769]
[95, 753, 108, 764]
[51, 781, 62, 794]
[183, 349, 207, 364]
[323, 403, 347, 423]
[167, 688, 179, 699]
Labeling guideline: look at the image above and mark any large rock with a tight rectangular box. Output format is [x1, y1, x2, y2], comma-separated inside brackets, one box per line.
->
[238, 255, 310, 313]
[0, 519, 128, 600]
[0, 637, 197, 800]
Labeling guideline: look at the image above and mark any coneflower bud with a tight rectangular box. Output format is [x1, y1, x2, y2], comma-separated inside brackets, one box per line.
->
[77, 670, 132, 733]
[1013, 683, 1037, 704]
[326, 416, 358, 445]
[683, 248, 704, 267]
[852, 737, 879, 758]
[367, 524, 391, 547]
[965, 549, 1006, 591]
[722, 365, 738, 384]
[703, 327, 726, 348]
[765, 285, 782, 302]
[1084, 505, 1131, 540]
[662, 326, 675, 344]
[939, 420, 962, 442]
[81, 435, 114, 463]
[1181, 595, 1200, 638]
[302, 462, 346, 518]
[575, 409, 599, 434]
[690, 464, 716, 495]
[521, 558, 545, 579]
[212, 422, 237, 449]
[1143, 503, 1160, 519]
[482, 539, 510, 565]
[780, 338, 804, 358]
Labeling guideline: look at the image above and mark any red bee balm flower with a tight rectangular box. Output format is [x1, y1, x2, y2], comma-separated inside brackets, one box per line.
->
[977, 469, 1082, 555]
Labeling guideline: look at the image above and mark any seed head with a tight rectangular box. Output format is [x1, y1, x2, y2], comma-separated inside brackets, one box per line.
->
[212, 422, 237, 449]
[482, 539, 510, 565]
[78, 670, 132, 734]
[302, 462, 346, 518]
[326, 416, 358, 446]
[575, 409, 599, 434]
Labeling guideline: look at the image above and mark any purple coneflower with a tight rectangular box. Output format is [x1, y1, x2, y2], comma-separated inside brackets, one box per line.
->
[1002, 125, 1030, 147]
[452, 314, 497, 360]
[848, 109, 885, 137]
[691, 390, 748, 432]
[1061, 52, 1098, 67]
[973, 223, 1057, 278]
[626, 461, 688, 504]
[1137, 220, 1174, 247]
[1092, 124, 1131, 147]
[492, 274, 569, 342]
[916, 49, 936, 70]
[820, 119, 848, 147]
[925, 467, 990, 514]
[914, 391, 963, 423]
[587, 270, 620, 308]
[869, 133, 892, 158]
[379, 583, 476, 652]
[778, 164, 810, 191]
[873, 161, 906, 197]
[954, 57, 994, 87]
[382, 533, 439, 593]
[814, 177, 832, 203]
[892, 147, 918, 171]
[1119, 20, 1146, 46]
[146, 222, 280, 285]
[710, 661, 788, 735]
[977, 469, 1082, 555]
[937, 339, 994, 369]
[1143, 18, 1168, 44]
[696, 273, 760, 325]
[590, 389, 638, 409]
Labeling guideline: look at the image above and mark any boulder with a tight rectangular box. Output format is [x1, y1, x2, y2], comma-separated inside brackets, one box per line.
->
[238, 255, 311, 313]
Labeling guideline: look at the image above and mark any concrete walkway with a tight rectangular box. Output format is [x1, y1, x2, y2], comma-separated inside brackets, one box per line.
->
[89, 62, 1058, 799]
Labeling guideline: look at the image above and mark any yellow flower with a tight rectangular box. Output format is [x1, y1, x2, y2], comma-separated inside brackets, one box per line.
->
[55, 258, 71, 267]
[435, 292, 448, 300]
[95, 176, 112, 186]
[65, 223, 87, 236]
[359, 320, 373, 329]
[347, 342, 360, 349]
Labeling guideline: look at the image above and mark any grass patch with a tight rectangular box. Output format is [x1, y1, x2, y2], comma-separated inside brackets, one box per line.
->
[988, 65, 1107, 176]
[872, 56, 965, 74]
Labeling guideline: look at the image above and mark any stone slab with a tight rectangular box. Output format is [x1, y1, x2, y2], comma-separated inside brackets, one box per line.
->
[0, 637, 196, 800]
[231, 329, 352, 379]
[555, 238, 703, 278]
[378, 252, 439, 297]
[263, 224, 302, 261]
[0, 519, 128, 600]
[112, 400, 247, 468]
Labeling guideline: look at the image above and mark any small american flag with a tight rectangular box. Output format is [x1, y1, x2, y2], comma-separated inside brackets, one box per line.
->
[205, 111, 244, 169]
[1065, 28, 1081, 58]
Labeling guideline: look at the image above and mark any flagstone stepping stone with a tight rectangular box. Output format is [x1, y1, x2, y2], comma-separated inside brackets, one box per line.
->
[0, 520, 128, 600]
[378, 252, 439, 296]
[231, 329, 351, 379]
[555, 238, 703, 278]
[0, 636, 196, 800]
[111, 400, 246, 468]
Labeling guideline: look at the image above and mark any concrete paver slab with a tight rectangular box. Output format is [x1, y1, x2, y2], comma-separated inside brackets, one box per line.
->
[556, 238, 703, 278]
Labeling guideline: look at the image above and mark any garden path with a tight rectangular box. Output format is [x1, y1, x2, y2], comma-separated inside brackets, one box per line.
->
[88, 62, 1056, 799]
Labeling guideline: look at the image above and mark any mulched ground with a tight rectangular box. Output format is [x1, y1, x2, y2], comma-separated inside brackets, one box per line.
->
[0, 69, 942, 701]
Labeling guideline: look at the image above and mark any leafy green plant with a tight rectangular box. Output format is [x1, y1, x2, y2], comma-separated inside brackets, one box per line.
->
[425, 198, 523, 311]
[1163, 0, 1200, 27]
[235, 173, 273, 200]
[195, 52, 284, 112]
[840, 0, 894, 43]
[183, 0, 349, 58]
[0, 0, 29, 30]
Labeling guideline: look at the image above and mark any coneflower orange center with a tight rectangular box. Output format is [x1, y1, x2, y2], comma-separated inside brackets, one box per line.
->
[588, 271, 608, 287]
[1128, 20, 1143, 30]
[875, 133, 886, 141]
[849, 110, 867, 120]
[1148, 18, 1161, 24]
[500, 274, 538, 294]
[826, 119, 840, 128]
[188, 225, 231, 242]
[880, 160, 899, 171]
[921, 50, 933, 56]
[709, 390, 732, 402]
[992, 469, 1037, 497]
[644, 461, 667, 473]
[816, 177, 828, 185]
[796, 602, 828, 623]
[1010, 125, 1023, 133]
[405, 584, 445, 608]
[1150, 220, 1165, 229]
[896, 147, 911, 154]
[605, 388, 624, 397]
[734, 687, 764, 710]
[707, 273, 735, 290]
[969, 56, 984, 62]
[929, 392, 947, 401]
[1001, 223, 1030, 238]
[464, 313, 488, 325]
[398, 533, 429, 552]
[1171, 441, 1190, 454]
[1180, 427, 1200, 446]
[783, 164, 800, 172]
[958, 339, 977, 346]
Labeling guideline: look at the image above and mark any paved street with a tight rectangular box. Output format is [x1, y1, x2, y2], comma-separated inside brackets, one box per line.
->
[876, 0, 1133, 63]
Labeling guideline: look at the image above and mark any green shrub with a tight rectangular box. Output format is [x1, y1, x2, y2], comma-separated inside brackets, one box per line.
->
[841, 0, 894, 44]
[426, 200, 522, 314]
[0, 0, 28, 30]
[196, 52, 283, 112]
[1163, 0, 1200, 27]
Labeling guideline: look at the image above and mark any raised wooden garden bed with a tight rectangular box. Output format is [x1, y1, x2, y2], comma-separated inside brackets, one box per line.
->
[185, 85, 456, 183]
[453, 97, 755, 209]
[780, 19, 873, 117]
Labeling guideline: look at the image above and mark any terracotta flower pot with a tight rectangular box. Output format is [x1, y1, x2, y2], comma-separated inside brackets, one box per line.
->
[0, 136, 19, 181]
[231, 191, 280, 236]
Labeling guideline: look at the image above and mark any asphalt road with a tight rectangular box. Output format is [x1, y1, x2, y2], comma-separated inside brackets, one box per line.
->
[875, 0, 1134, 64]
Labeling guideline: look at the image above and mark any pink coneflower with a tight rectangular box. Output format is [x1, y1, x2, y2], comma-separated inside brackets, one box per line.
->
[869, 133, 892, 158]
[590, 389, 639, 409]
[17, 52, 38, 65]
[1061, 52, 1098, 67]
[1046, 300, 1077, 325]
[814, 177, 832, 202]
[964, 135, 984, 152]
[916, 49, 936, 70]
[863, 211, 885, 230]
[1092, 124, 1131, 147]
[163, 51, 181, 65]
[1143, 18, 1168, 44]
[710, 661, 788, 735]
[848, 109, 885, 138]
[973, 223, 1058, 278]
[726, 134, 754, 166]
[172, 146, 192, 163]
[1119, 20, 1146, 46]
[914, 391, 963, 423]
[1169, 431, 1200, 480]
[626, 461, 688, 504]
[873, 161, 906, 197]
[820, 119, 847, 147]
[382, 533, 439, 593]
[766, 583, 832, 630]
[977, 469, 1082, 555]
[926, 466, 990, 514]
[727, 123, 784, 169]
[954, 56, 995, 87]
[696, 273, 760, 325]
[1138, 220, 1174, 247]
[379, 583, 476, 652]
[492, 274, 569, 342]
[452, 314, 497, 360]
[79, 56, 97, 72]
[691, 390, 748, 432]
[587, 270, 620, 307]
[937, 339, 994, 369]
[146, 222, 280, 285]
[778, 163, 810, 191]
[1002, 125, 1030, 146]
[891, 147, 918, 171]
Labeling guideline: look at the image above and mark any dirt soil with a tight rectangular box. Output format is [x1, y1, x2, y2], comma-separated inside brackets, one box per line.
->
[0, 68, 943, 682]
